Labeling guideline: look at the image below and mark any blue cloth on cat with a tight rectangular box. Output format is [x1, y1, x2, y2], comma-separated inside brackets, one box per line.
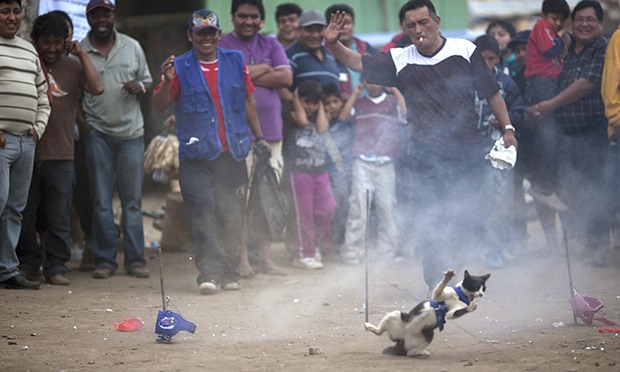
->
[454, 287, 470, 305]
[430, 300, 449, 331]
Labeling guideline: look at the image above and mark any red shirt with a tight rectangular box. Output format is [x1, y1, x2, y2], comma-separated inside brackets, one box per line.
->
[525, 18, 563, 79]
[155, 60, 255, 151]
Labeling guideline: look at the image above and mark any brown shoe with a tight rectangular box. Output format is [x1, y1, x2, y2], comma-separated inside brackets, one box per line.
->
[0, 275, 40, 290]
[47, 273, 70, 286]
[19, 269, 40, 282]
[127, 263, 150, 278]
[93, 265, 113, 279]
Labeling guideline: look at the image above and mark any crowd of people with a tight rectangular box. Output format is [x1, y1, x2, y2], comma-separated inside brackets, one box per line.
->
[0, 0, 617, 295]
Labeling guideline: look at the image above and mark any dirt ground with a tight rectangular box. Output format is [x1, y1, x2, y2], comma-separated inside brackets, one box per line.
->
[1, 188, 619, 372]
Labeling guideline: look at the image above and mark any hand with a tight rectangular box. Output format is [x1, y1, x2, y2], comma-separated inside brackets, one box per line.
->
[0, 129, 5, 148]
[612, 126, 620, 143]
[561, 32, 572, 57]
[293, 86, 300, 100]
[502, 129, 518, 149]
[27, 128, 39, 142]
[160, 55, 176, 82]
[325, 11, 346, 44]
[122, 80, 146, 95]
[385, 86, 399, 95]
[527, 101, 553, 119]
[66, 40, 84, 56]
[488, 117, 500, 128]
[256, 138, 271, 153]
[353, 83, 364, 95]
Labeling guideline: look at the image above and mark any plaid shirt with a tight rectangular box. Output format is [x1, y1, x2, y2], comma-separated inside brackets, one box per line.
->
[555, 35, 608, 135]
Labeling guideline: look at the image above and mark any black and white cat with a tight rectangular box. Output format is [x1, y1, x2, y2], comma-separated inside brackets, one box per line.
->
[364, 269, 490, 357]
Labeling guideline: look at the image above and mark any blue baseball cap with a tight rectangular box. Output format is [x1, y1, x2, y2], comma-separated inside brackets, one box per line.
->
[188, 10, 220, 32]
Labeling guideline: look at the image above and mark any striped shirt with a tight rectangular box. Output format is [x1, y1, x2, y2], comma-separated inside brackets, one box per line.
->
[0, 35, 50, 138]
[286, 42, 340, 91]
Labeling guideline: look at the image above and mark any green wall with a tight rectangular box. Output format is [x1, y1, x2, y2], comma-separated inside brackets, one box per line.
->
[205, 0, 469, 35]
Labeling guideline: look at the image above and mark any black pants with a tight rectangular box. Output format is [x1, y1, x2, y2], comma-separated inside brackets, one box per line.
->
[179, 152, 247, 285]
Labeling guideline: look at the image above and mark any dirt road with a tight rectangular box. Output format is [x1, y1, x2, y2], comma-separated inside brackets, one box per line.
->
[1, 191, 619, 371]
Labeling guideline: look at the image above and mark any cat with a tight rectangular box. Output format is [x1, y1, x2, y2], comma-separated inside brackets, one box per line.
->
[364, 269, 490, 357]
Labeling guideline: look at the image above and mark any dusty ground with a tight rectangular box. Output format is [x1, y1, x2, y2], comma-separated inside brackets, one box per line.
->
[1, 188, 619, 372]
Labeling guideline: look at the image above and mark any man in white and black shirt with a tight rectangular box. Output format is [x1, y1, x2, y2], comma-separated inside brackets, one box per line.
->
[326, 0, 517, 287]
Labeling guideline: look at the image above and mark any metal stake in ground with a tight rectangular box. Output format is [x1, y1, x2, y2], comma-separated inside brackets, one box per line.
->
[563, 230, 578, 324]
[157, 244, 167, 312]
[364, 189, 370, 323]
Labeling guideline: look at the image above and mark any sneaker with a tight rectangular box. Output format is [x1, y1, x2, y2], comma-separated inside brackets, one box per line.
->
[127, 263, 150, 278]
[223, 281, 242, 290]
[0, 275, 41, 290]
[93, 265, 113, 279]
[292, 257, 323, 270]
[199, 281, 220, 295]
[315, 251, 322, 263]
[47, 273, 70, 286]
[341, 257, 361, 266]
[528, 188, 568, 212]
[341, 252, 361, 266]
[384, 254, 404, 264]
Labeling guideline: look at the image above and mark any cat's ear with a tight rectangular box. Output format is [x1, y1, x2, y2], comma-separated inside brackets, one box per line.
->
[480, 273, 491, 281]
[464, 270, 470, 278]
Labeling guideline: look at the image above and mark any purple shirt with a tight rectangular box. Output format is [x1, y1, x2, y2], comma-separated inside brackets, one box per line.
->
[220, 33, 290, 141]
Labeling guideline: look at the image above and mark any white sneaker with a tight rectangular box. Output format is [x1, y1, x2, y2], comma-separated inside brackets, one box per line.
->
[315, 251, 322, 263]
[223, 281, 242, 290]
[199, 281, 220, 295]
[528, 188, 568, 212]
[293, 257, 324, 270]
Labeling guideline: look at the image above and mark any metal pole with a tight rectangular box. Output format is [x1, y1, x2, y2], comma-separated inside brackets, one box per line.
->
[157, 245, 167, 312]
[563, 230, 577, 324]
[364, 189, 370, 323]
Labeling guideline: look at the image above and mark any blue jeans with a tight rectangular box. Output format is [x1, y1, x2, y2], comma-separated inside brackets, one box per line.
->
[558, 129, 610, 258]
[0, 133, 35, 281]
[17, 160, 75, 279]
[86, 130, 145, 272]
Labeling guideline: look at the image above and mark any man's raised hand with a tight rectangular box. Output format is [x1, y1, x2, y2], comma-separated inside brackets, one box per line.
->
[325, 11, 346, 44]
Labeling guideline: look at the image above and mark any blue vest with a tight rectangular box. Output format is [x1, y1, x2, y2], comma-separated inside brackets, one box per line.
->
[174, 48, 250, 161]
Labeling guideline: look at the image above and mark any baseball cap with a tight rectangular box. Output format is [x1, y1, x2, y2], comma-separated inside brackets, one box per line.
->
[508, 30, 531, 50]
[188, 10, 220, 32]
[299, 9, 326, 28]
[86, 0, 115, 14]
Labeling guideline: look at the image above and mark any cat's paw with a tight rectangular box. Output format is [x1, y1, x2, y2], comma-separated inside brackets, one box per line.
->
[408, 349, 431, 357]
[467, 302, 478, 313]
[364, 322, 377, 332]
[444, 269, 456, 280]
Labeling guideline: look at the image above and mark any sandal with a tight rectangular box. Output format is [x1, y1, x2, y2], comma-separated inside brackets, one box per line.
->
[238, 266, 255, 278]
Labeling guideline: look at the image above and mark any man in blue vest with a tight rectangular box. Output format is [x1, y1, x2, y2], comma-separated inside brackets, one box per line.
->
[152, 9, 268, 295]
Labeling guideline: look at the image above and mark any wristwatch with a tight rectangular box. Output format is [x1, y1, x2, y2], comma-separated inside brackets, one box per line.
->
[503, 124, 516, 133]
